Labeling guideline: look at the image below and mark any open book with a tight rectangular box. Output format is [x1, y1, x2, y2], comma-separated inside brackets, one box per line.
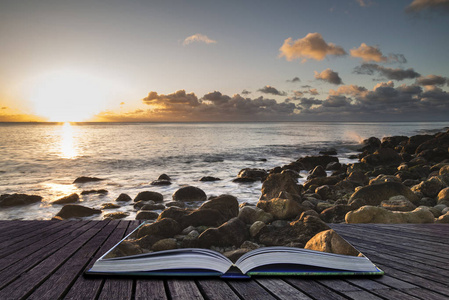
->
[87, 221, 383, 278]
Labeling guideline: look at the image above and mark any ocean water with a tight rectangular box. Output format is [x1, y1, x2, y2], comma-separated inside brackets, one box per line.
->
[1, 121, 448, 220]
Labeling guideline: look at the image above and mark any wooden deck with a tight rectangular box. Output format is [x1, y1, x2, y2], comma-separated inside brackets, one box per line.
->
[0, 220, 448, 300]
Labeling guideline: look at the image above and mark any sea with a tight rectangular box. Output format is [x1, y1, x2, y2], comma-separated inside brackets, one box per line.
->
[1, 121, 448, 220]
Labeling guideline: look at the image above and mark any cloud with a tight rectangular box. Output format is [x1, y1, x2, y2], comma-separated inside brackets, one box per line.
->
[287, 77, 301, 83]
[350, 43, 407, 63]
[143, 90, 201, 107]
[258, 85, 287, 96]
[241, 89, 251, 95]
[329, 85, 368, 96]
[183, 33, 217, 46]
[416, 74, 449, 86]
[315, 68, 343, 85]
[406, 0, 449, 13]
[292, 88, 319, 99]
[279, 33, 347, 62]
[202, 91, 231, 104]
[354, 63, 421, 80]
[296, 98, 323, 109]
[356, 0, 374, 6]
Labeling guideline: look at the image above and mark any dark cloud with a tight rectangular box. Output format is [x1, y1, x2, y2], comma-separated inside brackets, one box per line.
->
[143, 90, 201, 107]
[322, 95, 352, 107]
[416, 75, 449, 86]
[295, 98, 323, 109]
[241, 89, 251, 95]
[203, 91, 231, 104]
[279, 32, 347, 62]
[315, 68, 343, 85]
[291, 88, 319, 99]
[353, 63, 421, 80]
[258, 85, 287, 96]
[406, 0, 449, 13]
[388, 53, 407, 64]
[287, 77, 301, 83]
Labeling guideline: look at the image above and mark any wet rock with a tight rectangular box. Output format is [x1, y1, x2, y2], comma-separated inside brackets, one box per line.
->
[282, 161, 305, 172]
[137, 218, 181, 238]
[369, 175, 401, 185]
[150, 179, 172, 186]
[415, 131, 449, 155]
[55, 204, 102, 219]
[199, 195, 239, 220]
[305, 229, 360, 256]
[303, 176, 342, 190]
[297, 155, 339, 170]
[134, 191, 164, 202]
[232, 177, 258, 183]
[439, 165, 449, 175]
[250, 221, 266, 237]
[260, 172, 300, 201]
[136, 211, 159, 220]
[347, 171, 369, 186]
[115, 193, 132, 202]
[381, 136, 408, 149]
[152, 238, 177, 251]
[320, 205, 352, 223]
[315, 185, 336, 201]
[358, 137, 381, 152]
[237, 168, 268, 181]
[134, 200, 154, 210]
[158, 174, 171, 181]
[52, 193, 79, 205]
[345, 206, 434, 223]
[380, 195, 417, 212]
[257, 198, 304, 220]
[104, 212, 129, 219]
[319, 148, 337, 155]
[224, 249, 251, 263]
[73, 176, 104, 183]
[81, 189, 108, 195]
[0, 193, 43, 207]
[401, 134, 433, 154]
[107, 240, 143, 257]
[281, 169, 301, 179]
[165, 201, 186, 208]
[361, 148, 402, 166]
[435, 212, 449, 223]
[419, 197, 436, 207]
[346, 162, 374, 174]
[349, 182, 420, 208]
[172, 186, 207, 202]
[308, 165, 327, 179]
[326, 162, 342, 171]
[199, 176, 221, 181]
[101, 203, 120, 209]
[238, 206, 274, 224]
[141, 203, 165, 210]
[411, 177, 444, 198]
[240, 240, 260, 250]
[158, 207, 228, 228]
[437, 187, 449, 206]
[198, 218, 249, 248]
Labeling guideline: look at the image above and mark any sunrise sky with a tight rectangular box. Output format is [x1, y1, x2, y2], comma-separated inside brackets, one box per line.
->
[1, 0, 449, 122]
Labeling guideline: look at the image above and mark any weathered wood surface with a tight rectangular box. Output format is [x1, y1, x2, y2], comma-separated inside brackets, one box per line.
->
[0, 221, 447, 300]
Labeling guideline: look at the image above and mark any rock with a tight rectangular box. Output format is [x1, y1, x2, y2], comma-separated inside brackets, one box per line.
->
[345, 206, 435, 223]
[198, 218, 249, 248]
[358, 137, 381, 152]
[250, 221, 266, 237]
[281, 169, 301, 179]
[134, 200, 154, 210]
[272, 220, 289, 228]
[240, 240, 260, 250]
[237, 168, 268, 181]
[172, 186, 207, 202]
[199, 176, 221, 181]
[315, 185, 336, 200]
[281, 161, 305, 172]
[136, 211, 159, 220]
[320, 205, 352, 223]
[401, 134, 433, 154]
[315, 201, 333, 213]
[238, 206, 274, 224]
[436, 212, 449, 223]
[381, 136, 408, 149]
[115, 193, 132, 202]
[101, 203, 120, 209]
[0, 193, 43, 207]
[440, 165, 449, 175]
[104, 212, 129, 219]
[141, 203, 165, 210]
[437, 187, 449, 206]
[107, 240, 143, 257]
[381, 195, 417, 212]
[326, 162, 342, 171]
[411, 177, 444, 198]
[361, 148, 402, 166]
[165, 201, 186, 208]
[369, 175, 401, 185]
[137, 218, 181, 238]
[297, 155, 339, 170]
[150, 179, 172, 186]
[419, 197, 436, 207]
[415, 131, 449, 154]
[52, 193, 79, 204]
[305, 229, 360, 256]
[347, 171, 369, 186]
[349, 182, 420, 208]
[158, 207, 228, 228]
[152, 238, 177, 251]
[257, 198, 304, 220]
[346, 163, 374, 174]
[81, 189, 108, 195]
[223, 249, 251, 263]
[134, 191, 164, 202]
[73, 176, 104, 183]
[260, 172, 300, 200]
[303, 176, 342, 190]
[232, 177, 258, 183]
[55, 204, 102, 219]
[319, 148, 337, 155]
[308, 165, 327, 179]
[158, 174, 171, 181]
[135, 235, 163, 250]
[199, 195, 239, 220]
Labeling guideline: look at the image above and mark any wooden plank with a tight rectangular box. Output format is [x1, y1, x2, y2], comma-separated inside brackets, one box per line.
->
[0, 220, 54, 240]
[228, 280, 276, 300]
[196, 279, 240, 300]
[0, 221, 108, 299]
[285, 279, 347, 300]
[26, 220, 120, 300]
[255, 278, 312, 300]
[166, 279, 204, 300]
[135, 280, 167, 300]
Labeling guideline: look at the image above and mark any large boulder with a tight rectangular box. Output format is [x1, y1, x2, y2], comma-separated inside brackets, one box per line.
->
[134, 191, 164, 202]
[303, 176, 342, 190]
[297, 156, 339, 170]
[437, 187, 449, 206]
[415, 131, 449, 154]
[52, 193, 79, 205]
[349, 182, 420, 208]
[345, 206, 435, 223]
[137, 218, 181, 238]
[358, 137, 381, 152]
[304, 229, 360, 256]
[320, 205, 353, 223]
[115, 193, 132, 202]
[401, 134, 434, 154]
[260, 172, 300, 201]
[197, 218, 249, 248]
[172, 186, 207, 202]
[237, 168, 268, 181]
[256, 198, 304, 220]
[380, 196, 417, 212]
[198, 195, 239, 220]
[0, 193, 42, 207]
[158, 207, 228, 228]
[238, 206, 274, 224]
[55, 204, 102, 219]
[381, 136, 408, 149]
[308, 165, 327, 179]
[361, 148, 402, 166]
[73, 176, 103, 183]
[411, 177, 444, 198]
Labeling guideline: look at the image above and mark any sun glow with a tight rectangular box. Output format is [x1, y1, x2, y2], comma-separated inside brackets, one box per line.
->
[60, 122, 78, 159]
[28, 70, 112, 122]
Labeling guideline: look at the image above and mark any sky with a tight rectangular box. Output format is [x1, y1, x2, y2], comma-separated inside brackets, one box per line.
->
[1, 0, 449, 122]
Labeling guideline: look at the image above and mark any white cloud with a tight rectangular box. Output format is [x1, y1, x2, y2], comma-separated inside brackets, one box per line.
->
[183, 33, 217, 46]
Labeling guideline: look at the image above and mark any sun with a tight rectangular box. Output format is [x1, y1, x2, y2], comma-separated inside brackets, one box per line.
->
[29, 70, 111, 122]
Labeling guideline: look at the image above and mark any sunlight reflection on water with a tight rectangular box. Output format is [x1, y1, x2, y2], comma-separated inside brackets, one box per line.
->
[60, 122, 78, 159]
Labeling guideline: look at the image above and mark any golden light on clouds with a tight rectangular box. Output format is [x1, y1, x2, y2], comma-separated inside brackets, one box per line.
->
[27, 70, 112, 122]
